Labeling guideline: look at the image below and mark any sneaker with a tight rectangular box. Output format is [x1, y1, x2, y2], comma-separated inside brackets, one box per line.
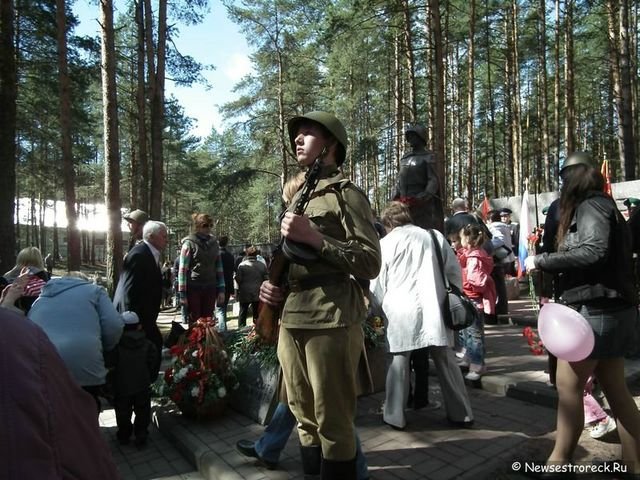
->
[457, 356, 470, 368]
[236, 439, 278, 470]
[465, 371, 482, 381]
[589, 416, 616, 439]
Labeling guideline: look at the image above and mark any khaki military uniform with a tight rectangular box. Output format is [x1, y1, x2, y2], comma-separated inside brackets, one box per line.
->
[278, 165, 381, 461]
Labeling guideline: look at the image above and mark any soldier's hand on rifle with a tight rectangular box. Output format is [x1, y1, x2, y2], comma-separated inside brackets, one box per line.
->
[260, 280, 285, 307]
[281, 212, 323, 250]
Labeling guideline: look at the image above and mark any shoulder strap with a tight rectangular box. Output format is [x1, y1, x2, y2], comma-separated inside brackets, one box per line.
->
[427, 229, 450, 289]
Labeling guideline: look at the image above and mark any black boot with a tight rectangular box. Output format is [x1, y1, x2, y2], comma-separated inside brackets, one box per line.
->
[300, 446, 321, 475]
[164, 321, 186, 348]
[320, 457, 356, 480]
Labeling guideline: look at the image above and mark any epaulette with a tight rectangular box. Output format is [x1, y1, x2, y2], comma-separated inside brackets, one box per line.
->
[325, 178, 371, 206]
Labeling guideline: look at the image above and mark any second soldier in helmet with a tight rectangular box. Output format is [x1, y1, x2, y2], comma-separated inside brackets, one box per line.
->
[393, 124, 444, 232]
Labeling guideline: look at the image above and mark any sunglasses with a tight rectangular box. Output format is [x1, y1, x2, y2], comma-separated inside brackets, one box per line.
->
[200, 223, 212, 228]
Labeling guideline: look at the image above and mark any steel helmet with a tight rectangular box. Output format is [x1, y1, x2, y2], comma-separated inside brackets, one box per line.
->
[288, 111, 348, 165]
[560, 151, 595, 173]
[405, 124, 427, 143]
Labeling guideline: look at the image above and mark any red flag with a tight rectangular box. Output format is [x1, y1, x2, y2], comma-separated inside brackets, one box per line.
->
[601, 160, 612, 196]
[480, 196, 491, 220]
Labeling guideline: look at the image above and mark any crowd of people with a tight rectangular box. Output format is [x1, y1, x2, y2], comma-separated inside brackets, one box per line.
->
[3, 110, 640, 479]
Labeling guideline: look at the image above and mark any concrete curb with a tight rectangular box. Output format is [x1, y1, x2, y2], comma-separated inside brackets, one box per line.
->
[151, 307, 640, 480]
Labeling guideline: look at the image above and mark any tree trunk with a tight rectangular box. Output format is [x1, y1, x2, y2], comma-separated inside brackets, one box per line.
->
[39, 195, 46, 253]
[553, 0, 561, 188]
[0, 0, 17, 272]
[53, 197, 59, 260]
[485, 0, 498, 197]
[274, 8, 288, 192]
[394, 32, 403, 175]
[400, 0, 417, 121]
[564, 0, 576, 153]
[538, 0, 551, 191]
[504, 14, 515, 195]
[100, 0, 123, 293]
[56, 0, 81, 271]
[608, 0, 636, 180]
[511, 0, 523, 192]
[135, 0, 149, 210]
[148, 0, 166, 220]
[428, 0, 445, 232]
[465, 0, 475, 204]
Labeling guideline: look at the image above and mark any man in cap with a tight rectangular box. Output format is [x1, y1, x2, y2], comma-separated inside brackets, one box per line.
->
[258, 111, 381, 479]
[624, 197, 640, 218]
[392, 124, 444, 231]
[124, 209, 149, 251]
[500, 207, 520, 259]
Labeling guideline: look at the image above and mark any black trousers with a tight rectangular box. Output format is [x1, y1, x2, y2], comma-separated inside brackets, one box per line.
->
[409, 348, 429, 409]
[114, 389, 151, 441]
[238, 301, 259, 328]
[492, 264, 509, 316]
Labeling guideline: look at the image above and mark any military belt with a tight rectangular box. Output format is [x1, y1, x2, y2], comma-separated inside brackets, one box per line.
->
[288, 273, 350, 292]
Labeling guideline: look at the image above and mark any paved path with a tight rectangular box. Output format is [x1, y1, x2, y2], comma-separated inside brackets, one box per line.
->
[100, 407, 203, 480]
[101, 298, 639, 479]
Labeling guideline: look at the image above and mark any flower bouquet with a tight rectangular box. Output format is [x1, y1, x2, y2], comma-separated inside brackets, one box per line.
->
[160, 317, 238, 420]
[226, 326, 279, 371]
[522, 326, 545, 356]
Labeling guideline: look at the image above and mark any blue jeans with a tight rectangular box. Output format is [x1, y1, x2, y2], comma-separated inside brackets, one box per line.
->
[255, 402, 369, 479]
[215, 293, 231, 332]
[463, 305, 485, 369]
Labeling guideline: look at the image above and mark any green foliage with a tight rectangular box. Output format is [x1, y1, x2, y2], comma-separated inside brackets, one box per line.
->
[10, 0, 640, 265]
[225, 326, 279, 371]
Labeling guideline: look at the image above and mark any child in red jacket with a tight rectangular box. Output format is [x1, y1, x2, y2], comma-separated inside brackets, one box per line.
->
[455, 224, 496, 381]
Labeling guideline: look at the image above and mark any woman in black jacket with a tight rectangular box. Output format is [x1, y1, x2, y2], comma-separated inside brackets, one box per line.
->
[526, 152, 640, 475]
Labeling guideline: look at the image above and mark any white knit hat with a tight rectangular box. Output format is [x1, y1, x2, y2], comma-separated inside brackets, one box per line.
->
[122, 311, 140, 325]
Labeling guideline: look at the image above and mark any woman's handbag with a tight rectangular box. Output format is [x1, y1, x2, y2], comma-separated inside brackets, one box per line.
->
[428, 230, 480, 331]
[492, 244, 512, 261]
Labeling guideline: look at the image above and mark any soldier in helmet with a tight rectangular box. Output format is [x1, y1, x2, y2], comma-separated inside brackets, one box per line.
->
[393, 124, 444, 232]
[258, 111, 381, 479]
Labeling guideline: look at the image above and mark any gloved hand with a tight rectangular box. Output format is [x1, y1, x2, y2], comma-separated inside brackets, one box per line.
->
[524, 256, 537, 272]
